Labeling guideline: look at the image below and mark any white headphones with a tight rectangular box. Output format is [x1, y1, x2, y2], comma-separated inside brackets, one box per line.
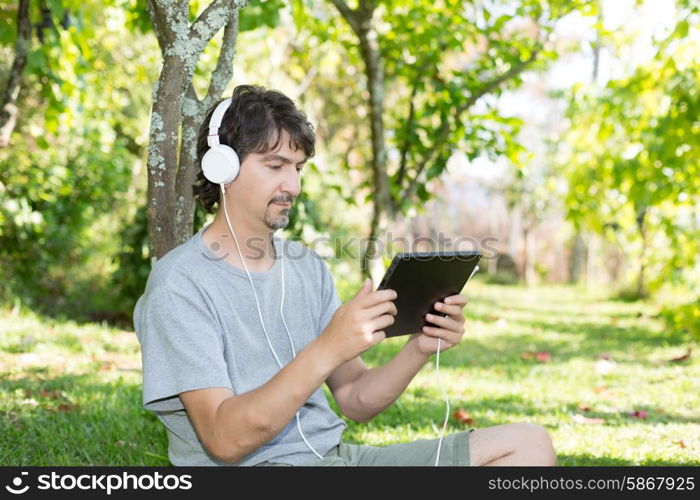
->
[202, 98, 240, 185]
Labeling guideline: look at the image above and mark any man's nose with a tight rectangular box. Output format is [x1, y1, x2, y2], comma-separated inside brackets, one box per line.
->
[280, 168, 302, 197]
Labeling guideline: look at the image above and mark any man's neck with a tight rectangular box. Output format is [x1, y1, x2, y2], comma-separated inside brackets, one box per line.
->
[203, 210, 277, 273]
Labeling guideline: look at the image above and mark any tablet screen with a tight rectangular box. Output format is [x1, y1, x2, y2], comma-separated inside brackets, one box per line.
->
[377, 251, 481, 337]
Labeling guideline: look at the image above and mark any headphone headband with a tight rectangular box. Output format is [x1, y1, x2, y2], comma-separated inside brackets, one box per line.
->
[207, 98, 232, 148]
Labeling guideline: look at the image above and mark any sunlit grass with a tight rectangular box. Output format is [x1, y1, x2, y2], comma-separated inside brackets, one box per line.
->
[1, 283, 698, 465]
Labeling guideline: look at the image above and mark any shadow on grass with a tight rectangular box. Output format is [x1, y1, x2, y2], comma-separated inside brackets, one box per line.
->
[558, 403, 700, 427]
[1, 372, 169, 466]
[353, 392, 699, 432]
[362, 316, 693, 369]
[342, 393, 550, 435]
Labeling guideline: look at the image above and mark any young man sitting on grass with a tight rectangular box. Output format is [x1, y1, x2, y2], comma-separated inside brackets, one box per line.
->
[133, 84, 557, 467]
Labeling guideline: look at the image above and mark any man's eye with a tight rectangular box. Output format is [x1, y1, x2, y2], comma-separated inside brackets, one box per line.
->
[269, 165, 282, 170]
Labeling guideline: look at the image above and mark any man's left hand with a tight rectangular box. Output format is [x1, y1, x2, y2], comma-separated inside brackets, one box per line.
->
[408, 294, 468, 357]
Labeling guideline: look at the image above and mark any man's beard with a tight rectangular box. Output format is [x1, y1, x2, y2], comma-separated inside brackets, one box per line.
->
[263, 207, 290, 230]
[265, 196, 294, 230]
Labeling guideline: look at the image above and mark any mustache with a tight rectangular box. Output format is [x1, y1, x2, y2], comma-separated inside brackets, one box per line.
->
[270, 195, 294, 204]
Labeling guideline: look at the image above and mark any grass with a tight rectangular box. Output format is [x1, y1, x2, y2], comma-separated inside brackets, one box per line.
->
[1, 283, 698, 466]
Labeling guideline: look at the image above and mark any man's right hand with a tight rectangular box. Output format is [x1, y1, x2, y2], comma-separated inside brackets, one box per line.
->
[319, 278, 397, 365]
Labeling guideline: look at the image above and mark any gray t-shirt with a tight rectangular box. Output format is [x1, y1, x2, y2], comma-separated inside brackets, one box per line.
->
[132, 223, 346, 466]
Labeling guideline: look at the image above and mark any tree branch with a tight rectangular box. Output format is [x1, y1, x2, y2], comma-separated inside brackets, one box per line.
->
[204, 7, 240, 106]
[147, 0, 187, 51]
[328, 0, 361, 33]
[190, 0, 244, 43]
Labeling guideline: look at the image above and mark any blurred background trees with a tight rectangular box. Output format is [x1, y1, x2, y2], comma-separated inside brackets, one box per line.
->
[0, 0, 697, 338]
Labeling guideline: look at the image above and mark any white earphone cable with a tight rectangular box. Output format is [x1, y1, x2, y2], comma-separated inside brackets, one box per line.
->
[434, 265, 479, 466]
[434, 338, 449, 466]
[220, 184, 323, 459]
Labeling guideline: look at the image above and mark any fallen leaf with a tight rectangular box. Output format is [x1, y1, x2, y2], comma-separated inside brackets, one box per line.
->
[535, 351, 552, 363]
[668, 349, 692, 363]
[592, 386, 615, 399]
[57, 403, 78, 412]
[595, 359, 616, 374]
[628, 410, 648, 419]
[453, 408, 474, 425]
[578, 403, 592, 412]
[39, 388, 60, 399]
[572, 414, 605, 425]
[520, 352, 534, 360]
[98, 361, 116, 372]
[487, 314, 499, 321]
[677, 440, 686, 449]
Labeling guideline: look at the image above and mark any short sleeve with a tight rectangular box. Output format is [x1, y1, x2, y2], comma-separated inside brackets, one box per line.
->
[317, 257, 342, 337]
[134, 285, 233, 412]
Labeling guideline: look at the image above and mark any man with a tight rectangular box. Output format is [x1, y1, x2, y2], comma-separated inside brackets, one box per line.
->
[133, 84, 557, 466]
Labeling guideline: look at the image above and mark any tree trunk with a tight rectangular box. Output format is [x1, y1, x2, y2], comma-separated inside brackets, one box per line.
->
[174, 10, 240, 246]
[524, 225, 536, 286]
[0, 0, 31, 148]
[330, 0, 392, 280]
[636, 206, 649, 299]
[145, 0, 243, 263]
[569, 234, 586, 283]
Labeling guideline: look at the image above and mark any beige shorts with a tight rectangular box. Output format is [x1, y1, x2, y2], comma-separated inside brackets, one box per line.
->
[257, 429, 473, 467]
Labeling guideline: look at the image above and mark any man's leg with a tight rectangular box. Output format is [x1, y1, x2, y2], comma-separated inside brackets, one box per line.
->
[468, 423, 557, 466]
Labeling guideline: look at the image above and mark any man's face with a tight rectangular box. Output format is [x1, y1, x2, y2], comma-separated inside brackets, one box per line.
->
[226, 129, 306, 232]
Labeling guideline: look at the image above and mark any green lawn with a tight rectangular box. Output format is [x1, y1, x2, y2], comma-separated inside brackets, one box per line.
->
[1, 283, 698, 465]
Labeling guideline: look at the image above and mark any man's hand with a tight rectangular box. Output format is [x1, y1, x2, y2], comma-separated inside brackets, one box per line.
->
[408, 294, 468, 357]
[318, 279, 397, 366]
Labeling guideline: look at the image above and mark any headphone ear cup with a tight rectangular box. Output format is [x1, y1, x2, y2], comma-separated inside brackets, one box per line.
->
[202, 145, 240, 185]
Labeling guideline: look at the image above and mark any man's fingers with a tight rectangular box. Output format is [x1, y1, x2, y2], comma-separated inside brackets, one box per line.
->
[434, 301, 466, 319]
[354, 278, 373, 298]
[444, 294, 468, 307]
[363, 300, 397, 320]
[357, 288, 397, 308]
[371, 330, 386, 346]
[421, 325, 463, 343]
[369, 313, 395, 332]
[425, 313, 460, 331]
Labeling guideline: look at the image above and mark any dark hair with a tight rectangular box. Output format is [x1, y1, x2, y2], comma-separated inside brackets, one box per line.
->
[193, 84, 316, 213]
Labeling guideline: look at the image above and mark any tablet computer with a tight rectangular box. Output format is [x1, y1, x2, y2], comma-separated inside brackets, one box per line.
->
[376, 250, 481, 337]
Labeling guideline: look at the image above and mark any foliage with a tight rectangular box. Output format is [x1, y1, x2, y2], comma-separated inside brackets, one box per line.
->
[291, 0, 594, 214]
[557, 2, 700, 295]
[0, 0, 159, 318]
[661, 299, 700, 340]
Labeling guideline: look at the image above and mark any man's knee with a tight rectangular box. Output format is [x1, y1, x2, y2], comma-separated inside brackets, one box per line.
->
[513, 422, 557, 465]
